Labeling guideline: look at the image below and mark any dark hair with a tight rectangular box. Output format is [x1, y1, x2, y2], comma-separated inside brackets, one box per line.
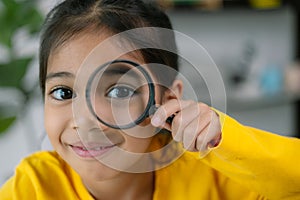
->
[39, 0, 178, 96]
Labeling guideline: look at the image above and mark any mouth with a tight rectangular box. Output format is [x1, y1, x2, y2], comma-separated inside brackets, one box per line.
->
[69, 143, 117, 158]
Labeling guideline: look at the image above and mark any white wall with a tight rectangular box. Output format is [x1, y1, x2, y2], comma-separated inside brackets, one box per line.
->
[168, 7, 296, 136]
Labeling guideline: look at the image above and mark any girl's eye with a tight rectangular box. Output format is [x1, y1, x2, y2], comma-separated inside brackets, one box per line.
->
[50, 87, 74, 101]
[106, 86, 135, 99]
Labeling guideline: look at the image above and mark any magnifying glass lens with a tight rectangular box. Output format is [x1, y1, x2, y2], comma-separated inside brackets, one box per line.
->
[87, 60, 153, 129]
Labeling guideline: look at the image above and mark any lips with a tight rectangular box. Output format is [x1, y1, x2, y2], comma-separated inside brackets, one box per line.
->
[69, 143, 117, 158]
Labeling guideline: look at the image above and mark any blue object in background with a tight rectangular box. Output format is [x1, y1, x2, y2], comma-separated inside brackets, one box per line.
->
[260, 64, 283, 96]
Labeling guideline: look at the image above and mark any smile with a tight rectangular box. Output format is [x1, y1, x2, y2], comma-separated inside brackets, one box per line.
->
[69, 143, 117, 158]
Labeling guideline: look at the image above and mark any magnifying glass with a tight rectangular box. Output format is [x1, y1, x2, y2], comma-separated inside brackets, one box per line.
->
[85, 59, 172, 130]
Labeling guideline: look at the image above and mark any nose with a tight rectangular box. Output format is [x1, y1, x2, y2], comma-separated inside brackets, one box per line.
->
[71, 98, 109, 132]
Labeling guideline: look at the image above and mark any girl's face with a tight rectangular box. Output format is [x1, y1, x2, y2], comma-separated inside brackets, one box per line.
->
[44, 32, 160, 181]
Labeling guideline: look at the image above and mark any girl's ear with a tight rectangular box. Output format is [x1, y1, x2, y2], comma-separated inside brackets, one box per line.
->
[161, 79, 183, 103]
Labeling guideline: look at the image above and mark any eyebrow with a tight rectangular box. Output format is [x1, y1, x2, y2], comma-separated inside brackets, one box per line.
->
[102, 66, 142, 80]
[46, 71, 75, 81]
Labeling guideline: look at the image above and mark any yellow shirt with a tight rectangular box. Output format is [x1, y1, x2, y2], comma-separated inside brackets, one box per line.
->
[1, 112, 300, 200]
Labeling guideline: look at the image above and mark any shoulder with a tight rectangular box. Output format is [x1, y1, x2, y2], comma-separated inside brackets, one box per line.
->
[0, 151, 88, 199]
[0, 151, 65, 198]
[17, 150, 77, 182]
[13, 151, 70, 181]
[15, 151, 67, 175]
[21, 150, 63, 164]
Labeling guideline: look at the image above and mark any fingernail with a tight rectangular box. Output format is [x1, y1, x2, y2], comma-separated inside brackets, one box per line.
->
[151, 116, 162, 127]
[208, 135, 222, 148]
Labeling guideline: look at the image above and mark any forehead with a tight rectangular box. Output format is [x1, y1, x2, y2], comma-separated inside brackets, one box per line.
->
[47, 31, 144, 76]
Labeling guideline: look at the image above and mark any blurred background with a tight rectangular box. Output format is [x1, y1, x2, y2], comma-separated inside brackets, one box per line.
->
[0, 0, 299, 186]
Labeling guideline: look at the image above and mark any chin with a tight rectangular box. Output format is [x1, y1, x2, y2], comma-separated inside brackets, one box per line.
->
[80, 159, 122, 182]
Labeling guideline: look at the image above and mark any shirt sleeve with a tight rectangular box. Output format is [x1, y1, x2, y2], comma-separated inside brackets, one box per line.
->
[0, 166, 37, 200]
[0, 151, 94, 200]
[201, 111, 300, 200]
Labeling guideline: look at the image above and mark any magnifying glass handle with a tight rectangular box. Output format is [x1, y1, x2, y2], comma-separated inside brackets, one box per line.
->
[150, 106, 176, 125]
[166, 114, 175, 124]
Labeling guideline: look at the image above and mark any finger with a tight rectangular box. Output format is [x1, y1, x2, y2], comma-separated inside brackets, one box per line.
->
[182, 118, 201, 151]
[182, 108, 212, 151]
[172, 102, 201, 142]
[195, 111, 222, 152]
[151, 99, 193, 129]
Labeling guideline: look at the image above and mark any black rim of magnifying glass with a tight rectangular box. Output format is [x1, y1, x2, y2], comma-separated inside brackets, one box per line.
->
[85, 59, 156, 129]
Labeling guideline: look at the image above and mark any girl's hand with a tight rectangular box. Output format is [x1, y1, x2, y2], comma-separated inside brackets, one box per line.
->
[151, 99, 222, 154]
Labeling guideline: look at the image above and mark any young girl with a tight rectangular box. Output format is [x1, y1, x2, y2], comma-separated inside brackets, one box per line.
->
[1, 0, 300, 199]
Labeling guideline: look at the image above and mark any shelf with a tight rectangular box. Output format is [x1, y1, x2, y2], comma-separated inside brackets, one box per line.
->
[158, 0, 289, 11]
[227, 93, 299, 111]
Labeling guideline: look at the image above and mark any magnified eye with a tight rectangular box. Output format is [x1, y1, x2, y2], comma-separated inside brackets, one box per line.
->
[50, 87, 74, 101]
[106, 85, 135, 99]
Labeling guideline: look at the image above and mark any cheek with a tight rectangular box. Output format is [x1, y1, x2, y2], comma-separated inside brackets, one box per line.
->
[127, 118, 156, 135]
[44, 105, 70, 147]
[154, 85, 166, 105]
[123, 135, 153, 153]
